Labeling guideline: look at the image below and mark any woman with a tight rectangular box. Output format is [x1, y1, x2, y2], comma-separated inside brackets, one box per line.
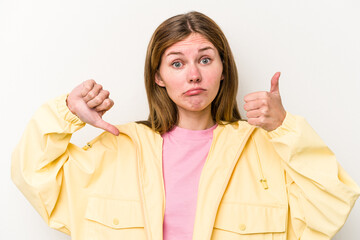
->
[11, 11, 359, 240]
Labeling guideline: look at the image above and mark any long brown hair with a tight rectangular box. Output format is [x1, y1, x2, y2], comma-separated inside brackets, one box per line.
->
[139, 11, 242, 134]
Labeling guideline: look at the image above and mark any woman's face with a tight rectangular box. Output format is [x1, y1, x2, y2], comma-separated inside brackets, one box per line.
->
[155, 33, 223, 117]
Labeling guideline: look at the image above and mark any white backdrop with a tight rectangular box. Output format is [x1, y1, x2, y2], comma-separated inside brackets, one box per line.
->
[1, 0, 359, 239]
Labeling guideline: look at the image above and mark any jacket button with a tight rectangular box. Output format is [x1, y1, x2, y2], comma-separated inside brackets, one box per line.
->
[113, 218, 119, 225]
[239, 224, 246, 231]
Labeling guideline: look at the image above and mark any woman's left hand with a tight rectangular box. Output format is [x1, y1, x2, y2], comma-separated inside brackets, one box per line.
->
[243, 72, 286, 132]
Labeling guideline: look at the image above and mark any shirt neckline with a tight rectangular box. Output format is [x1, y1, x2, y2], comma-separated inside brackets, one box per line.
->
[163, 123, 218, 141]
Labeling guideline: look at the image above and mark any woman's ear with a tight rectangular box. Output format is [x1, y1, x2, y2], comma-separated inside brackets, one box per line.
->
[155, 72, 166, 87]
[221, 73, 224, 81]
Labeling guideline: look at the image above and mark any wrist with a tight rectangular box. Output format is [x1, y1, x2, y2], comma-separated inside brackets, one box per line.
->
[57, 94, 85, 126]
[66, 94, 78, 116]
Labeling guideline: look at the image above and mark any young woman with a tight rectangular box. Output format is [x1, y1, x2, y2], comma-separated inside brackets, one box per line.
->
[11, 11, 359, 240]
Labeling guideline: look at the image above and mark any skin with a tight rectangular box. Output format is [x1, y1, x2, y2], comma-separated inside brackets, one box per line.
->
[66, 34, 286, 135]
[243, 72, 286, 132]
[155, 33, 224, 130]
[66, 80, 120, 136]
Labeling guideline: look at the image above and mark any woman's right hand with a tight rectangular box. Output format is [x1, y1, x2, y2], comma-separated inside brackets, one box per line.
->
[66, 80, 120, 136]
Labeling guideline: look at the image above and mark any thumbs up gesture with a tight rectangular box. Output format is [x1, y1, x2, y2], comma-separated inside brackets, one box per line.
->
[243, 72, 286, 132]
[66, 80, 120, 136]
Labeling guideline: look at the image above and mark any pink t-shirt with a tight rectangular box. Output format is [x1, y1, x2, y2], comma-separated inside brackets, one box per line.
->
[161, 124, 217, 240]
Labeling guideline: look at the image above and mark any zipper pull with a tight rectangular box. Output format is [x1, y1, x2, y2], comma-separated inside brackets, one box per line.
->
[260, 179, 268, 190]
[83, 142, 92, 150]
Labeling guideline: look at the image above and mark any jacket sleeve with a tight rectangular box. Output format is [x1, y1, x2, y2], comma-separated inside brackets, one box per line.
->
[266, 111, 360, 240]
[11, 94, 111, 235]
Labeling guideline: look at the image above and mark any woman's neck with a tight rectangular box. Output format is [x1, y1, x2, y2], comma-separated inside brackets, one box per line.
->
[177, 107, 215, 130]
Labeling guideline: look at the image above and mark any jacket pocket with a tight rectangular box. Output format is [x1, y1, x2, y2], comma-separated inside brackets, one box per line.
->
[84, 196, 146, 240]
[212, 203, 287, 240]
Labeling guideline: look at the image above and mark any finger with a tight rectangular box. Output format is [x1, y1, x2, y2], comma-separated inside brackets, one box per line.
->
[247, 117, 260, 127]
[243, 99, 267, 111]
[270, 72, 281, 93]
[95, 98, 114, 112]
[94, 119, 120, 136]
[81, 79, 96, 98]
[87, 90, 110, 108]
[246, 109, 262, 119]
[244, 91, 268, 103]
[247, 116, 264, 128]
[98, 111, 106, 117]
[83, 84, 103, 102]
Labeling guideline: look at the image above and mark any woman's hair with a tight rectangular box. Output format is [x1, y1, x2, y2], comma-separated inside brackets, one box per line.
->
[139, 11, 242, 134]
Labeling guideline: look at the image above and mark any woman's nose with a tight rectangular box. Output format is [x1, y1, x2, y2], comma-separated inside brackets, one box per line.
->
[188, 63, 202, 83]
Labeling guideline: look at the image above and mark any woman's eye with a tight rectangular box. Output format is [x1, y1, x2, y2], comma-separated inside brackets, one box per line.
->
[201, 58, 211, 64]
[172, 62, 183, 68]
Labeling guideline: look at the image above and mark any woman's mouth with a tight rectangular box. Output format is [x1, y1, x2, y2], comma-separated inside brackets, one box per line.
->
[184, 88, 206, 96]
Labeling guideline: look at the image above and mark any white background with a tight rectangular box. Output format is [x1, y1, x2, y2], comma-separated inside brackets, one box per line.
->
[1, 0, 359, 239]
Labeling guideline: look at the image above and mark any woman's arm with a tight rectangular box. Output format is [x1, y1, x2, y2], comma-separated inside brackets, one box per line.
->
[11, 94, 86, 234]
[266, 112, 360, 239]
[11, 80, 118, 234]
[244, 73, 359, 238]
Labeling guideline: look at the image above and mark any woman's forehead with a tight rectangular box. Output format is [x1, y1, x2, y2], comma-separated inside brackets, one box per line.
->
[164, 33, 215, 55]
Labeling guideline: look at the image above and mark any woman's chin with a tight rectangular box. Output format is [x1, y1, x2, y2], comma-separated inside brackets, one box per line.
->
[178, 103, 211, 114]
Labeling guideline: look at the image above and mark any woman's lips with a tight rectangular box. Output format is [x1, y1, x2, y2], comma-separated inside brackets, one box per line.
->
[184, 88, 206, 96]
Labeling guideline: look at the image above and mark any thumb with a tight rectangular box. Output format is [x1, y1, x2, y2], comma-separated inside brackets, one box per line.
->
[270, 72, 281, 93]
[94, 119, 120, 136]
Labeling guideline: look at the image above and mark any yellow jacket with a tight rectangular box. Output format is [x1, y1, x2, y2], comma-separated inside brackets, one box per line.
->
[11, 94, 360, 240]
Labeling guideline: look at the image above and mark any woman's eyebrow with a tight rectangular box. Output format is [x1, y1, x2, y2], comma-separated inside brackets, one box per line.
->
[166, 51, 183, 57]
[165, 46, 215, 57]
[198, 46, 214, 52]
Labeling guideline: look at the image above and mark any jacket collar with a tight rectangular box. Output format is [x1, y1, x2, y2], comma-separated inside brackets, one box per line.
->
[119, 121, 256, 240]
